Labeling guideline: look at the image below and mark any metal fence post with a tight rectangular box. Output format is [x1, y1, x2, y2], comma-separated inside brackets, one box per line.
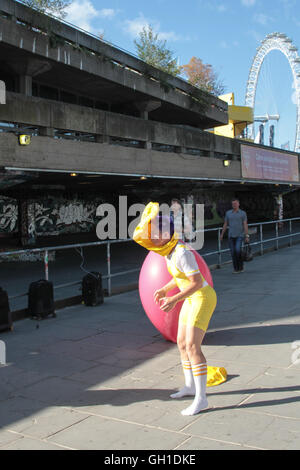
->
[217, 228, 222, 268]
[275, 222, 279, 250]
[107, 242, 111, 296]
[289, 219, 292, 247]
[44, 250, 49, 280]
[260, 223, 263, 255]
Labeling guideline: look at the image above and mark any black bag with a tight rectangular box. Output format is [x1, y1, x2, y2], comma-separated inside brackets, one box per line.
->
[28, 280, 55, 319]
[241, 241, 253, 262]
[82, 272, 104, 306]
[0, 287, 13, 332]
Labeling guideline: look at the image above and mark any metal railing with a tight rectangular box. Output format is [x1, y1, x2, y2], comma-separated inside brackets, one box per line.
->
[202, 216, 300, 266]
[1, 216, 300, 303]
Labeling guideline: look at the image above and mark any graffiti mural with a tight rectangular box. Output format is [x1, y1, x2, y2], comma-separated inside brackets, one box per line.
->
[0, 197, 18, 233]
[31, 197, 103, 235]
[0, 194, 104, 237]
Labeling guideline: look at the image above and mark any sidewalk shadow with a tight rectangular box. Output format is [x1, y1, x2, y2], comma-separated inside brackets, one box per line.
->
[204, 324, 300, 346]
[65, 383, 300, 411]
[70, 388, 174, 407]
[206, 384, 300, 413]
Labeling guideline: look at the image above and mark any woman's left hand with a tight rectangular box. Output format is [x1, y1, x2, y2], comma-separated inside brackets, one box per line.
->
[159, 296, 178, 312]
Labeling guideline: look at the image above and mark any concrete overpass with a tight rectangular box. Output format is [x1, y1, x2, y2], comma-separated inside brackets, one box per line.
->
[0, 0, 227, 127]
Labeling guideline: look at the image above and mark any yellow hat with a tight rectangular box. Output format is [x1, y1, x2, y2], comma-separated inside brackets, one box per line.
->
[132, 202, 179, 257]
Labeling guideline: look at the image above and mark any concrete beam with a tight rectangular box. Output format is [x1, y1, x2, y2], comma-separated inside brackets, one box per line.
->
[0, 93, 236, 155]
[6, 58, 52, 77]
[0, 132, 242, 181]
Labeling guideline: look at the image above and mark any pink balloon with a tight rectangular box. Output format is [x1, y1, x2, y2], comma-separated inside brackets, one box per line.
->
[139, 247, 213, 343]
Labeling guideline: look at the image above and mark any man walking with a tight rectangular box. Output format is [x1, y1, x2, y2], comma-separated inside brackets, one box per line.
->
[220, 198, 249, 273]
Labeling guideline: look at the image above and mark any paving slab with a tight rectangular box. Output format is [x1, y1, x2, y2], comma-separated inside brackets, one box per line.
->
[47, 414, 187, 450]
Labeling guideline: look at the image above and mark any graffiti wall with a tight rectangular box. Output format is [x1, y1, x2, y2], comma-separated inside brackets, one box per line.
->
[186, 190, 234, 227]
[32, 196, 103, 235]
[183, 189, 277, 228]
[0, 194, 104, 237]
[0, 188, 292, 241]
[0, 196, 18, 233]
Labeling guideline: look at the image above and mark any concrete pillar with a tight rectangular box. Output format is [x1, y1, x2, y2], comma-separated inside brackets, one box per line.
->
[96, 134, 110, 144]
[176, 146, 186, 154]
[39, 127, 54, 137]
[134, 100, 161, 119]
[19, 75, 32, 96]
[7, 59, 52, 97]
[18, 199, 36, 247]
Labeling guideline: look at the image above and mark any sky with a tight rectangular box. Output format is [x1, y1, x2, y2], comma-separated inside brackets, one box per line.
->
[61, 0, 300, 151]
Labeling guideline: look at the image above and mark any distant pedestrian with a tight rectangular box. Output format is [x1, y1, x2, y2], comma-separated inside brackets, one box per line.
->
[220, 198, 249, 273]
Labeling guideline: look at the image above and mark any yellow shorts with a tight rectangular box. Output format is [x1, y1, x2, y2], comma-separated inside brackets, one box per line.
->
[179, 285, 217, 332]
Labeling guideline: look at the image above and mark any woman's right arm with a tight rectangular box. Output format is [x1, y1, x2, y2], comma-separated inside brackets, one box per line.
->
[154, 278, 177, 304]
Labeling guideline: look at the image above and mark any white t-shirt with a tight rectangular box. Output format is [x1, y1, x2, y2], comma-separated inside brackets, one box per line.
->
[166, 243, 208, 286]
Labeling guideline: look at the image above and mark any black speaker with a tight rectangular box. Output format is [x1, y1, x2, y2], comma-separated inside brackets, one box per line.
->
[0, 287, 12, 332]
[82, 272, 104, 306]
[28, 280, 55, 319]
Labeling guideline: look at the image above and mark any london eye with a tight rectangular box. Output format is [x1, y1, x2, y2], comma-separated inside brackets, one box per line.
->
[245, 32, 300, 153]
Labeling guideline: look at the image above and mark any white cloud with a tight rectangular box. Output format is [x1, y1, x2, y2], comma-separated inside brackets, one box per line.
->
[253, 13, 274, 25]
[99, 9, 117, 19]
[159, 31, 182, 41]
[217, 4, 227, 12]
[123, 13, 150, 37]
[65, 0, 99, 32]
[241, 0, 256, 6]
[220, 40, 229, 49]
[247, 29, 263, 42]
[65, 1, 117, 33]
[123, 13, 183, 42]
[220, 40, 239, 49]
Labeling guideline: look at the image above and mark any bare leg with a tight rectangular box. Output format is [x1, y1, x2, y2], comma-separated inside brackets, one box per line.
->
[170, 323, 195, 398]
[185, 326, 206, 365]
[181, 327, 208, 415]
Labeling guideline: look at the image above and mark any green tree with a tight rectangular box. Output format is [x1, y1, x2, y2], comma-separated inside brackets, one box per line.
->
[22, 0, 71, 19]
[134, 25, 181, 77]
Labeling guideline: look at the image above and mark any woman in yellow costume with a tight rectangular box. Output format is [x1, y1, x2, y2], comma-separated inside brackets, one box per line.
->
[133, 202, 218, 415]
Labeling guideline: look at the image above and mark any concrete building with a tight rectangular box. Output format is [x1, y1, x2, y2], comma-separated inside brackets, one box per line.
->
[0, 0, 299, 249]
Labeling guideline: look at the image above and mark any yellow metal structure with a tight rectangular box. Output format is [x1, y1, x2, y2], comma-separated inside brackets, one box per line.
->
[213, 93, 254, 140]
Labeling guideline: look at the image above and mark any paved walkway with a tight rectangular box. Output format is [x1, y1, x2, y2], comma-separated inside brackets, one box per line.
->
[0, 244, 300, 450]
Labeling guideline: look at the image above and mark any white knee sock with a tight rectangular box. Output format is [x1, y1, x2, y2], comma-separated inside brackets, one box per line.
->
[181, 363, 208, 415]
[170, 360, 195, 398]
